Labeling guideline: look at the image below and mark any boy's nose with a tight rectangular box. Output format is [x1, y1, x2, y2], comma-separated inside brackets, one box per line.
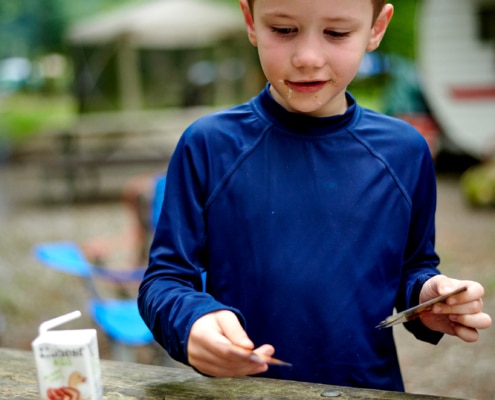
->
[291, 36, 326, 70]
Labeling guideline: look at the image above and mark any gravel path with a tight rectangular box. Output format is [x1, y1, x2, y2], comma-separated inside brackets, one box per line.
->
[0, 162, 493, 399]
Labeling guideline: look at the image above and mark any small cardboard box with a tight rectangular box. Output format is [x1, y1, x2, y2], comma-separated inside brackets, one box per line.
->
[32, 311, 103, 400]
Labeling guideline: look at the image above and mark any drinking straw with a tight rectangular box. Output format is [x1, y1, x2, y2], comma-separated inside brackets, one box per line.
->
[39, 310, 82, 334]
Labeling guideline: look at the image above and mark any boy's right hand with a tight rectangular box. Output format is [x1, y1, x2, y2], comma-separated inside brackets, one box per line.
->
[187, 310, 274, 377]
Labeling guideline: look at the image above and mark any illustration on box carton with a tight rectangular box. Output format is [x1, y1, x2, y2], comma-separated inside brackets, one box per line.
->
[32, 310, 103, 400]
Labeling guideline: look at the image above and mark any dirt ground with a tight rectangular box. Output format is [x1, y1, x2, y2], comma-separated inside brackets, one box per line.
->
[0, 159, 494, 400]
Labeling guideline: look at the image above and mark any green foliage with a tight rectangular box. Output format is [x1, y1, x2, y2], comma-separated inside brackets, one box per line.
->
[380, 0, 420, 60]
[460, 161, 495, 208]
[38, 0, 67, 54]
[348, 78, 387, 112]
[1, 93, 76, 142]
[0, 0, 67, 58]
[0, 0, 145, 59]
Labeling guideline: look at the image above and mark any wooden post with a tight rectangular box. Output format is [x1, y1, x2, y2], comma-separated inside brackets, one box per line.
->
[116, 34, 143, 110]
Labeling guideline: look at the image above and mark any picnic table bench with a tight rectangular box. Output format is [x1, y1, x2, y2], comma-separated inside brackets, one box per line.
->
[0, 347, 461, 400]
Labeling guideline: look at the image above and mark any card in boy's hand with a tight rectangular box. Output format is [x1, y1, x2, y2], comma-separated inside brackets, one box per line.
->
[376, 286, 468, 329]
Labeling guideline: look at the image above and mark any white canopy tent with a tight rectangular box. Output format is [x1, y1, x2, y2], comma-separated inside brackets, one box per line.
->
[66, 0, 260, 111]
[67, 0, 246, 49]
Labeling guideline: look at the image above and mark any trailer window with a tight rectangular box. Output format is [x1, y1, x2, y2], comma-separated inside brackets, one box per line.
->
[478, 5, 495, 41]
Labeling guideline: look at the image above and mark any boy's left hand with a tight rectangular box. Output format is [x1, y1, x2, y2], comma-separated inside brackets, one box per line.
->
[420, 275, 492, 342]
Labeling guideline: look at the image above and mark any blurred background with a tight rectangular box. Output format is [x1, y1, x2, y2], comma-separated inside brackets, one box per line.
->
[0, 0, 494, 398]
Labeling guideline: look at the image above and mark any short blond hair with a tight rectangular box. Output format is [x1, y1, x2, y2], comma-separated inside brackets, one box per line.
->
[246, 0, 386, 24]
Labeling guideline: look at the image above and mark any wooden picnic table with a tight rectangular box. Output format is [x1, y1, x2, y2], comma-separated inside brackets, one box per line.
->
[39, 107, 218, 201]
[0, 347, 461, 400]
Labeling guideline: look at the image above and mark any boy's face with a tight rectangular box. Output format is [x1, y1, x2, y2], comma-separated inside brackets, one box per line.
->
[240, 0, 393, 117]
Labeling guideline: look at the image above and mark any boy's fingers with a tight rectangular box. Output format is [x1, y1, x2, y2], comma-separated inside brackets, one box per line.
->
[433, 298, 484, 315]
[187, 311, 270, 377]
[451, 323, 480, 343]
[192, 350, 268, 377]
[215, 311, 254, 350]
[449, 312, 493, 330]
[425, 276, 482, 300]
[421, 276, 492, 340]
[447, 282, 484, 304]
[254, 344, 276, 357]
[420, 275, 458, 302]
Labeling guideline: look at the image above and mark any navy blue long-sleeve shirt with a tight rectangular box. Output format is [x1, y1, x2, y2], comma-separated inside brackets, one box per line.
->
[138, 85, 442, 391]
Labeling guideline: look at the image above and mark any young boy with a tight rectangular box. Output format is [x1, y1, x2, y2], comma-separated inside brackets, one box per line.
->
[138, 0, 491, 391]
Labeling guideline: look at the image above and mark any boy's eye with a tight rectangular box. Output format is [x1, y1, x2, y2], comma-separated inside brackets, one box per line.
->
[270, 27, 350, 38]
[271, 27, 297, 35]
[324, 30, 350, 38]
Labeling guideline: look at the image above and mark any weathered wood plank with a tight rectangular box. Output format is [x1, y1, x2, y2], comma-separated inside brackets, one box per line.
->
[0, 348, 460, 400]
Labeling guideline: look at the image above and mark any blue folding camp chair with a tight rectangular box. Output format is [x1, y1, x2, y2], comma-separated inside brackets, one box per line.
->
[32, 174, 169, 361]
[33, 241, 154, 361]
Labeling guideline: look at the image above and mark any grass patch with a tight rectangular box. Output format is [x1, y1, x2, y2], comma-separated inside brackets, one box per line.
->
[1, 92, 77, 145]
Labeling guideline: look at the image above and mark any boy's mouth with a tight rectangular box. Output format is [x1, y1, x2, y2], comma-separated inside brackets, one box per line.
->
[285, 80, 327, 93]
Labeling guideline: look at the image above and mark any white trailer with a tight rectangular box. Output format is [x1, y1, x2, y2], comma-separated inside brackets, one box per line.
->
[417, 0, 495, 159]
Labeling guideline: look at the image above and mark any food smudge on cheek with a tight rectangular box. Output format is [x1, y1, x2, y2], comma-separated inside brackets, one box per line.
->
[278, 79, 293, 100]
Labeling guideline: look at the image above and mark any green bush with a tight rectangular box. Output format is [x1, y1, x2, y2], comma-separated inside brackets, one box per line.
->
[1, 92, 76, 144]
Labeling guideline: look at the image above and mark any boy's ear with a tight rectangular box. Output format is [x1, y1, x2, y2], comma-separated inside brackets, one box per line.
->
[239, 0, 257, 46]
[367, 4, 394, 52]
